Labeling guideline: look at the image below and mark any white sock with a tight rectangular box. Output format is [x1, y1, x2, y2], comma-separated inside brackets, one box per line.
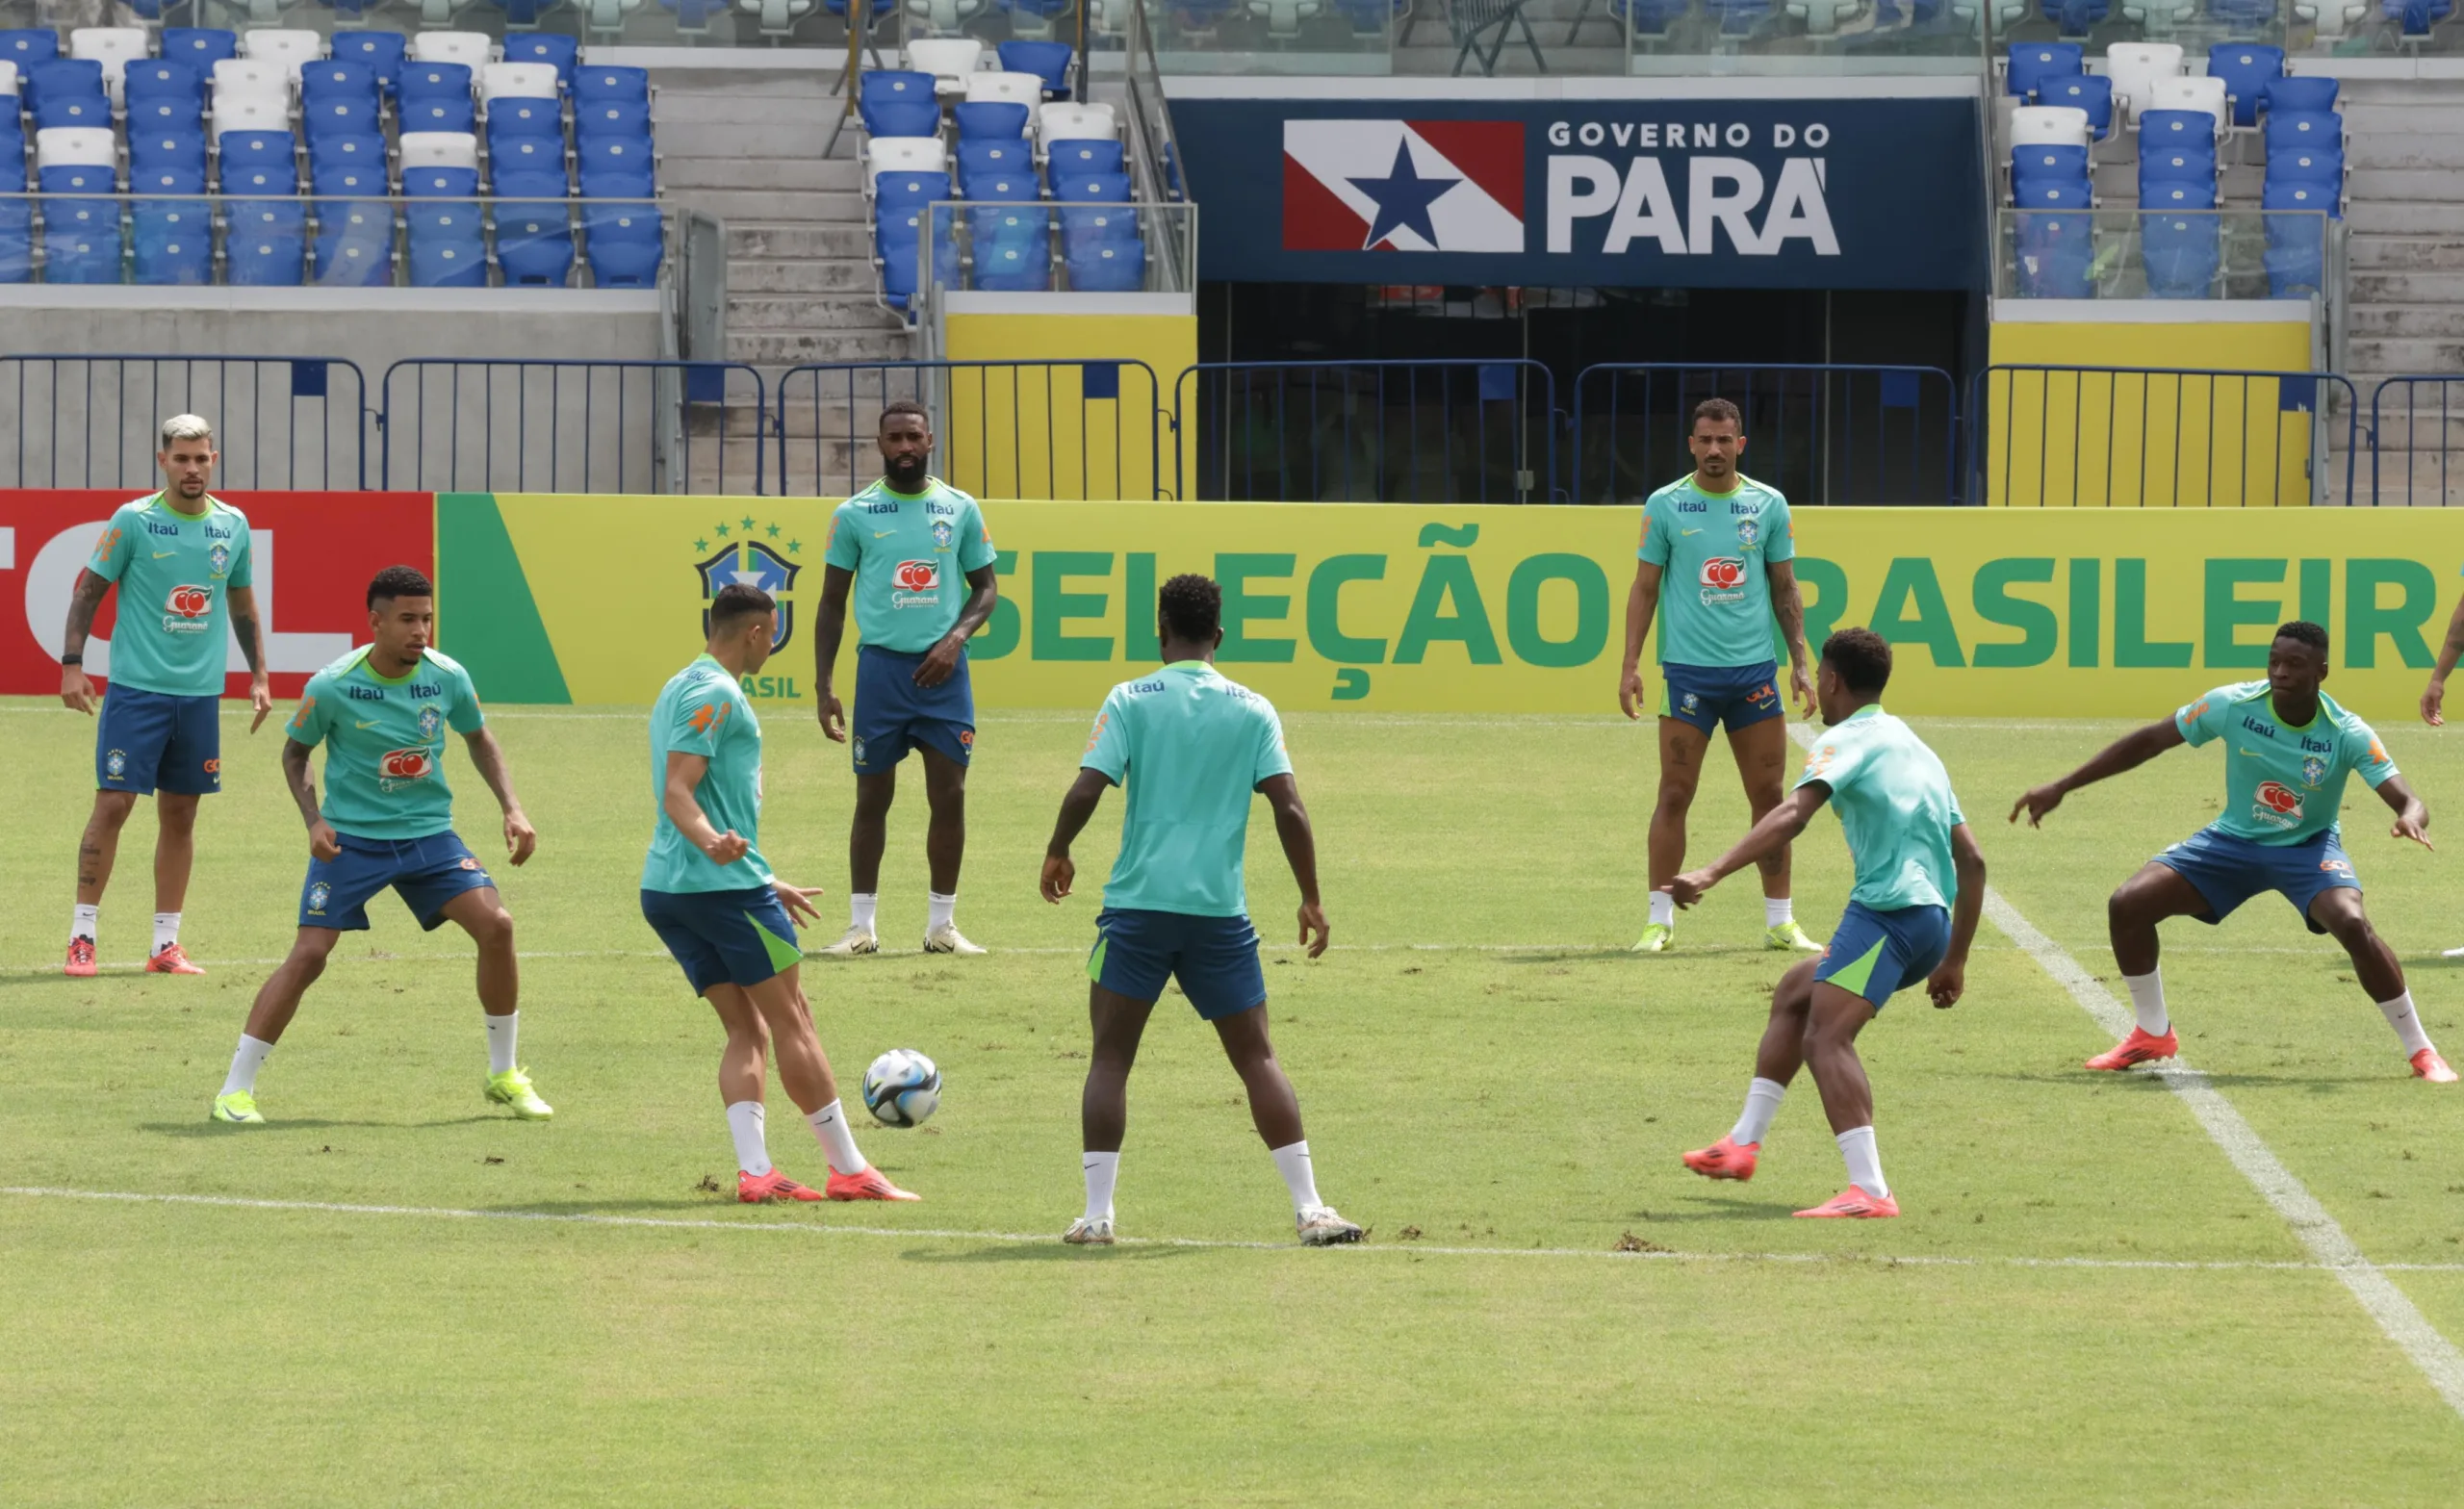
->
[850, 893, 878, 933]
[2123, 969, 2169, 1036]
[1649, 890, 1677, 928]
[928, 891, 957, 933]
[1836, 1125, 1888, 1199]
[71, 904, 98, 943]
[484, 1010, 519, 1076]
[726, 1100, 772, 1177]
[808, 1099, 867, 1175]
[1082, 1150, 1119, 1221]
[1764, 897, 1793, 928]
[2378, 990, 2435, 1057]
[152, 911, 182, 955]
[1270, 1139, 1322, 1214]
[220, 1034, 273, 1096]
[1729, 1076, 1787, 1146]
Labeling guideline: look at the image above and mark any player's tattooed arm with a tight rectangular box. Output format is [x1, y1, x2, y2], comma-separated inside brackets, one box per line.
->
[226, 585, 273, 732]
[2375, 773, 2433, 851]
[2009, 719, 2186, 827]
[1259, 773, 1329, 959]
[283, 739, 342, 860]
[812, 565, 855, 742]
[1669, 782, 1832, 907]
[59, 569, 111, 714]
[1766, 560, 1816, 718]
[1618, 563, 1663, 720]
[462, 728, 537, 866]
[1040, 768, 1115, 904]
[1928, 825, 1989, 1010]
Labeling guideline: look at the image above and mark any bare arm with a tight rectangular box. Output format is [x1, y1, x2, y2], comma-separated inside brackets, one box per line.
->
[1767, 558, 1816, 719]
[1927, 825, 1989, 1009]
[2377, 772, 2433, 850]
[283, 738, 341, 860]
[461, 727, 538, 865]
[225, 584, 274, 731]
[1669, 782, 1834, 904]
[813, 564, 854, 741]
[1618, 562, 1663, 720]
[2424, 591, 2464, 725]
[58, 569, 111, 714]
[2010, 719, 2187, 826]
[662, 751, 749, 866]
[1040, 767, 1114, 903]
[1258, 771, 1328, 959]
[915, 563, 999, 688]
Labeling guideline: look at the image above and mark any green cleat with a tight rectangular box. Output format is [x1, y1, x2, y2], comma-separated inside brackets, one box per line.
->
[484, 1067, 554, 1120]
[211, 1090, 265, 1125]
[1765, 921, 1825, 954]
[1633, 922, 1675, 954]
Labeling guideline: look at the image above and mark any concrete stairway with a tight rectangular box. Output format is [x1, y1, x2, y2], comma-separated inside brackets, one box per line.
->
[2336, 78, 2464, 507]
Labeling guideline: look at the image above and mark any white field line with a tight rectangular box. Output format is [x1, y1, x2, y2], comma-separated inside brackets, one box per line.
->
[9, 1185, 2464, 1275]
[1781, 723, 2464, 1417]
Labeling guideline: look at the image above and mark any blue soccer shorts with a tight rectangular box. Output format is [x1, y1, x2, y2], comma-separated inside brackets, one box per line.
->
[852, 644, 974, 776]
[300, 831, 496, 933]
[1813, 900, 1953, 1010]
[1659, 659, 1784, 736]
[2152, 825, 2359, 935]
[640, 885, 802, 995]
[1088, 908, 1269, 1021]
[96, 685, 221, 796]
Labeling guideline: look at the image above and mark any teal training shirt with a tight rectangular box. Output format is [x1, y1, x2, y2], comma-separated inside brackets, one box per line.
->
[2175, 681, 2397, 847]
[1795, 705, 1965, 912]
[642, 654, 776, 893]
[1637, 473, 1793, 670]
[1083, 661, 1295, 918]
[87, 491, 254, 697]
[823, 477, 998, 654]
[286, 647, 485, 840]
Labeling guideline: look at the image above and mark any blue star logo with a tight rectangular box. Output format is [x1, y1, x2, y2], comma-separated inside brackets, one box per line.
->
[1348, 140, 1458, 251]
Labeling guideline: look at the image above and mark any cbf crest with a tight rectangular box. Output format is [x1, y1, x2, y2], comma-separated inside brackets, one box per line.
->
[2301, 754, 2328, 788]
[1735, 520, 1760, 549]
[208, 542, 231, 577]
[418, 706, 443, 741]
[694, 524, 804, 652]
[932, 520, 954, 550]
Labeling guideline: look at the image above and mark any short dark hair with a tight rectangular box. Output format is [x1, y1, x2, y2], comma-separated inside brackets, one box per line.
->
[1158, 573, 1221, 643]
[1821, 626, 1893, 696]
[1691, 397, 1743, 433]
[367, 565, 433, 609]
[879, 399, 930, 432]
[2275, 620, 2330, 655]
[708, 582, 775, 636]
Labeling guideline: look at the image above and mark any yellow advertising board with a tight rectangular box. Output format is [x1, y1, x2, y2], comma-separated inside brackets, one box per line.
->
[465, 496, 2464, 724]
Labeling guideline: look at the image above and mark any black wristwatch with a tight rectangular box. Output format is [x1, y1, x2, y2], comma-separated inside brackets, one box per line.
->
[60, 653, 81, 667]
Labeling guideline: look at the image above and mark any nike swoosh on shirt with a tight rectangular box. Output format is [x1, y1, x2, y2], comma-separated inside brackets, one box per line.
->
[153, 550, 177, 558]
[875, 530, 896, 538]
[356, 720, 381, 729]
[1680, 528, 1702, 536]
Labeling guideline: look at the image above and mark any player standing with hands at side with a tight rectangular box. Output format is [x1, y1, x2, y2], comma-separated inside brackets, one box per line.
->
[60, 415, 272, 977]
[811, 400, 1001, 958]
[1618, 398, 1821, 957]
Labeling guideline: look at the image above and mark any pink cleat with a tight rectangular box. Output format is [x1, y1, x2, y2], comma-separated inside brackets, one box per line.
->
[145, 943, 206, 976]
[1681, 1136, 1759, 1183]
[2412, 1049, 2458, 1085]
[1794, 1187, 1901, 1219]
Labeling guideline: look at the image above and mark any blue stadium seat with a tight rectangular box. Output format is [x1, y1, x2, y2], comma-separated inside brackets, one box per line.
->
[488, 100, 567, 150]
[501, 34, 579, 90]
[2263, 77, 2339, 117]
[219, 131, 300, 191]
[0, 148, 24, 192]
[859, 71, 938, 135]
[0, 198, 30, 284]
[2012, 180, 2091, 210]
[302, 60, 381, 111]
[1044, 139, 1125, 187]
[658, 0, 730, 30]
[131, 127, 210, 179]
[972, 205, 1047, 249]
[2207, 45, 2284, 128]
[963, 175, 1038, 222]
[580, 169, 655, 201]
[866, 99, 943, 141]
[495, 167, 572, 201]
[44, 222, 125, 284]
[997, 40, 1073, 98]
[404, 166, 482, 199]
[2014, 211, 2093, 299]
[303, 96, 385, 144]
[876, 168, 954, 211]
[231, 197, 309, 239]
[222, 157, 299, 199]
[2142, 179, 2218, 212]
[574, 65, 651, 109]
[227, 218, 307, 287]
[408, 205, 488, 289]
[35, 94, 114, 132]
[1054, 171, 1131, 204]
[2036, 76, 2113, 141]
[584, 207, 663, 288]
[953, 101, 1029, 141]
[2141, 212, 2218, 299]
[1066, 238, 1144, 292]
[308, 134, 391, 187]
[0, 30, 61, 71]
[313, 162, 390, 200]
[161, 28, 239, 73]
[957, 141, 1033, 187]
[313, 207, 397, 288]
[495, 206, 576, 286]
[578, 138, 654, 192]
[2269, 147, 2344, 190]
[2384, 0, 2453, 35]
[491, 0, 570, 24]
[1061, 204, 1139, 251]
[2264, 110, 2343, 153]
[574, 98, 651, 143]
[993, 0, 1077, 35]
[1709, 0, 1771, 31]
[125, 60, 206, 109]
[2262, 183, 2329, 298]
[133, 200, 214, 286]
[28, 59, 105, 113]
[329, 31, 408, 100]
[2039, 0, 2107, 34]
[2140, 147, 2217, 188]
[131, 164, 208, 197]
[877, 224, 961, 311]
[400, 95, 477, 136]
[2137, 111, 2216, 155]
[973, 238, 1047, 293]
[128, 96, 205, 136]
[2262, 178, 2340, 221]
[492, 137, 569, 186]
[38, 164, 116, 201]
[401, 62, 475, 104]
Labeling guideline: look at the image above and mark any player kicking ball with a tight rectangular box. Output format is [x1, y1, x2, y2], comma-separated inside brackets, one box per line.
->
[1673, 628, 1986, 1218]
[1041, 575, 1361, 1248]
[643, 583, 916, 1204]
[212, 567, 550, 1125]
[2013, 620, 2453, 1084]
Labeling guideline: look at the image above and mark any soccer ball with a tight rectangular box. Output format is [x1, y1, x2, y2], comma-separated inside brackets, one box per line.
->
[861, 1049, 941, 1128]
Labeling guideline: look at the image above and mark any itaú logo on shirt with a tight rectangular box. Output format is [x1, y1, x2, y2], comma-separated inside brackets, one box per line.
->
[1697, 556, 1749, 606]
[891, 558, 942, 607]
[163, 583, 214, 632]
[2253, 780, 2305, 826]
[378, 746, 436, 792]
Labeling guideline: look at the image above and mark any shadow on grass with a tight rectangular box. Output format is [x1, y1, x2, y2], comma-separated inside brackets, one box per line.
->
[898, 1241, 1196, 1266]
[140, 1115, 504, 1138]
[1642, 1195, 1801, 1223]
[1497, 950, 1656, 966]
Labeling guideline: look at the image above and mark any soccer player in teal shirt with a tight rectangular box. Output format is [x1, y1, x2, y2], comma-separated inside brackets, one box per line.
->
[57, 416, 272, 978]
[1041, 575, 1361, 1248]
[2014, 621, 2451, 1083]
[1617, 398, 1820, 958]
[644, 583, 917, 1203]
[211, 568, 551, 1125]
[1670, 628, 1988, 1218]
[811, 400, 1001, 959]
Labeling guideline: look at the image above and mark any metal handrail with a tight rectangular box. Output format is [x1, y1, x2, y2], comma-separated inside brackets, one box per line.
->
[2368, 374, 2464, 508]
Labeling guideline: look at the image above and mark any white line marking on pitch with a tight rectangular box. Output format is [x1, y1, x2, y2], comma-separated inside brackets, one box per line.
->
[12, 1186, 2464, 1274]
[1782, 723, 2464, 1417]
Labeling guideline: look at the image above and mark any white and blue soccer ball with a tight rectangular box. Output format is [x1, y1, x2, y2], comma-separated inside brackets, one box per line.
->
[861, 1048, 941, 1128]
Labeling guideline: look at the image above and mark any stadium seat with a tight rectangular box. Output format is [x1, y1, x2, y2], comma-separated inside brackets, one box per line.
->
[2036, 76, 2113, 141]
[963, 175, 1038, 227]
[580, 168, 654, 201]
[33, 90, 113, 132]
[28, 59, 107, 114]
[0, 29, 62, 71]
[410, 32, 494, 70]
[133, 198, 214, 286]
[1045, 139, 1126, 186]
[128, 95, 205, 138]
[878, 218, 961, 310]
[965, 71, 1045, 114]
[241, 30, 325, 81]
[492, 137, 570, 186]
[37, 126, 117, 170]
[2139, 110, 2217, 155]
[996, 39, 1073, 97]
[500, 34, 579, 89]
[496, 205, 576, 285]
[575, 65, 651, 108]
[43, 219, 126, 284]
[2141, 146, 2217, 187]
[489, 98, 566, 144]
[401, 132, 482, 172]
[956, 140, 1034, 187]
[2012, 180, 2092, 210]
[576, 98, 652, 142]
[584, 206, 662, 287]
[1039, 100, 1116, 142]
[2269, 147, 2346, 187]
[312, 160, 391, 199]
[973, 238, 1047, 292]
[219, 129, 298, 185]
[2040, 0, 2108, 30]
[2265, 110, 2344, 153]
[2263, 178, 2340, 221]
[1066, 238, 1143, 292]
[329, 31, 409, 99]
[2012, 144, 2092, 187]
[865, 137, 948, 193]
[867, 98, 944, 141]
[907, 38, 986, 96]
[876, 169, 956, 243]
[2014, 210, 2093, 299]
[2103, 41, 2184, 126]
[495, 166, 572, 200]
[954, 101, 1030, 141]
[303, 96, 384, 144]
[223, 152, 299, 197]
[2005, 42, 2082, 100]
[131, 127, 210, 178]
[481, 63, 561, 111]
[401, 61, 475, 104]
[404, 164, 481, 199]
[309, 134, 391, 187]
[126, 60, 207, 109]
[211, 60, 291, 112]
[313, 203, 395, 288]
[860, 70, 938, 134]
[0, 57, 16, 115]
[2144, 76, 2227, 139]
[2262, 182, 2329, 297]
[2207, 45, 2285, 128]
[67, 27, 150, 102]
[162, 28, 239, 72]
[2012, 107, 2096, 155]
[2143, 178, 2218, 213]
[578, 137, 655, 190]
[401, 94, 478, 136]
[1060, 203, 1139, 252]
[2263, 76, 2340, 117]
[228, 196, 310, 284]
[2140, 211, 2218, 298]
[0, 128, 23, 193]
[302, 60, 382, 110]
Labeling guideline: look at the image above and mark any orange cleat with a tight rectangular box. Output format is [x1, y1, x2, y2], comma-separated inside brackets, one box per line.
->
[145, 943, 205, 976]
[2085, 1026, 2178, 1071]
[64, 938, 97, 978]
[1794, 1187, 1900, 1219]
[738, 1169, 825, 1203]
[827, 1166, 921, 1202]
[1681, 1136, 1759, 1183]
[2412, 1049, 2458, 1085]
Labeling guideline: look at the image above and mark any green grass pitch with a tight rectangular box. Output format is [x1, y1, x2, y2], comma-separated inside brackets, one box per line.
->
[4, 694, 2463, 1504]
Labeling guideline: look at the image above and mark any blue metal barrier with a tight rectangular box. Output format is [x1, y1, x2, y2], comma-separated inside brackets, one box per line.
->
[773, 361, 1168, 500]
[1572, 364, 1959, 506]
[2369, 376, 2464, 507]
[0, 354, 370, 491]
[1967, 365, 2358, 507]
[378, 359, 766, 495]
[1172, 360, 1557, 505]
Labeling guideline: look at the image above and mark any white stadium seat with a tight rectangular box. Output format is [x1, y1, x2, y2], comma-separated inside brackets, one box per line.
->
[400, 131, 482, 171]
[2104, 42, 2185, 126]
[66, 27, 150, 102]
[865, 135, 948, 191]
[2146, 75, 2228, 137]
[905, 0, 988, 35]
[737, 0, 820, 37]
[0, 61, 18, 101]
[1039, 101, 1117, 143]
[2010, 106, 2092, 149]
[1248, 0, 1325, 38]
[480, 63, 562, 107]
[906, 38, 986, 96]
[2297, 0, 2372, 35]
[963, 70, 1045, 112]
[213, 59, 293, 108]
[2121, 0, 2198, 23]
[211, 94, 291, 140]
[37, 125, 119, 168]
[240, 29, 326, 81]
[1786, 0, 1867, 32]
[411, 32, 495, 70]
